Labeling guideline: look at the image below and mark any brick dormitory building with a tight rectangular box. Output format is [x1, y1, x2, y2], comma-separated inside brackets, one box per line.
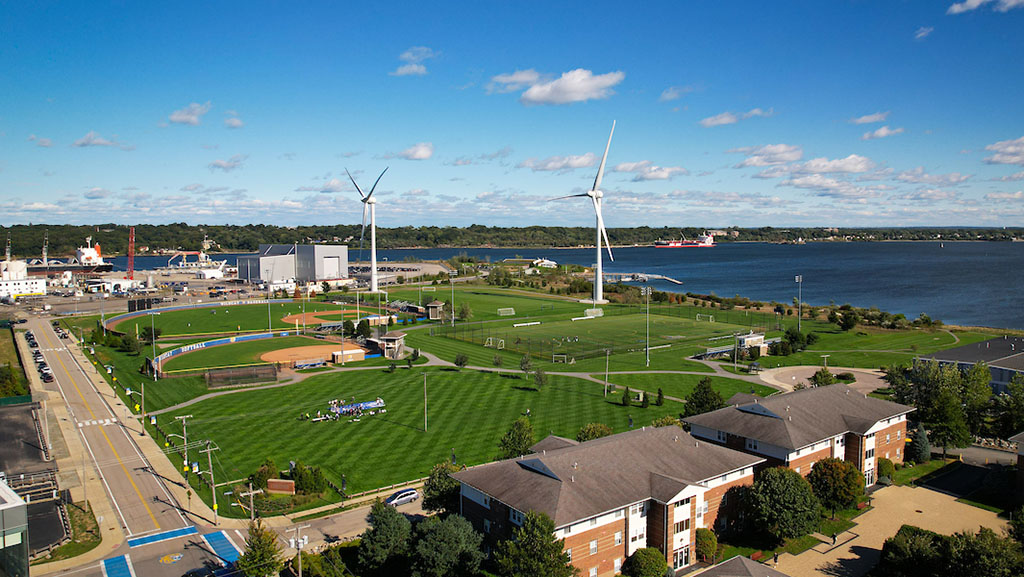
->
[452, 385, 914, 576]
[684, 385, 914, 486]
[452, 426, 764, 576]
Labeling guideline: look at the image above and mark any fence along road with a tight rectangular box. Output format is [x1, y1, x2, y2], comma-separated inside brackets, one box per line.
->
[32, 318, 189, 537]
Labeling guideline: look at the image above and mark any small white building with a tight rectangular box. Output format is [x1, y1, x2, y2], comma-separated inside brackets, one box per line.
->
[195, 268, 224, 280]
[0, 260, 47, 300]
[738, 332, 768, 356]
[532, 257, 557, 268]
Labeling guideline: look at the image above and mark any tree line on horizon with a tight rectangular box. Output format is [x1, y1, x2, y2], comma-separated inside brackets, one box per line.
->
[2, 223, 1021, 257]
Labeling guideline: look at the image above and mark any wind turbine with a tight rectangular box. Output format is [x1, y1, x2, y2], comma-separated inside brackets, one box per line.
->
[346, 167, 389, 293]
[550, 121, 615, 304]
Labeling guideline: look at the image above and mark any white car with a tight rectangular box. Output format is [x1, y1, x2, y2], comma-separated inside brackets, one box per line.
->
[385, 488, 420, 507]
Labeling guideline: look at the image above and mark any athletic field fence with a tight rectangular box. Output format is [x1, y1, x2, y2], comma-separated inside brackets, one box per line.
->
[205, 365, 279, 388]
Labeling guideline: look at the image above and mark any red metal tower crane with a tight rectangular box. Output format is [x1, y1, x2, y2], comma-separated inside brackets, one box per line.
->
[127, 226, 135, 280]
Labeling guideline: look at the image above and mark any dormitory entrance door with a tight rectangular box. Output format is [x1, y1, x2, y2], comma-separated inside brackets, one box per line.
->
[673, 546, 690, 569]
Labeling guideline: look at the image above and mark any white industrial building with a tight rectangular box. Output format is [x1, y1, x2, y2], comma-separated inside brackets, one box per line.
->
[0, 260, 46, 300]
[237, 244, 348, 285]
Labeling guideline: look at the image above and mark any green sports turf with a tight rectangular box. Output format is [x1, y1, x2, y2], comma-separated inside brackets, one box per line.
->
[162, 335, 325, 371]
[385, 286, 600, 321]
[111, 302, 355, 337]
[596, 373, 776, 401]
[156, 368, 684, 509]
[87, 341, 209, 413]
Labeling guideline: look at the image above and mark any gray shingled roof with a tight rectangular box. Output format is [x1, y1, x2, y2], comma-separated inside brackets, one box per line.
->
[452, 426, 763, 527]
[683, 385, 914, 451]
[1009, 431, 1024, 444]
[922, 336, 1024, 371]
[695, 556, 793, 577]
[530, 435, 578, 453]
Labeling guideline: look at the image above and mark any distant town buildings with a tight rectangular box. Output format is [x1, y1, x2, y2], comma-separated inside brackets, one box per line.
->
[237, 244, 349, 286]
[0, 260, 46, 301]
[921, 336, 1024, 394]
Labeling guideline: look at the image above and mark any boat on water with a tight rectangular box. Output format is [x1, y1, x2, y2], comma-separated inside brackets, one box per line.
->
[26, 236, 114, 275]
[654, 232, 715, 248]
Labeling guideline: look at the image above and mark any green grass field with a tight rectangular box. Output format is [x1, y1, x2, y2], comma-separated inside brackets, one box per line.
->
[111, 301, 356, 337]
[86, 341, 209, 413]
[1, 328, 27, 393]
[599, 373, 776, 401]
[162, 335, 325, 371]
[386, 286, 589, 322]
[155, 368, 684, 512]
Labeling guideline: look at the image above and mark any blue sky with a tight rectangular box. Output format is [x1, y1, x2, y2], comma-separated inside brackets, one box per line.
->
[2, 1, 1023, 228]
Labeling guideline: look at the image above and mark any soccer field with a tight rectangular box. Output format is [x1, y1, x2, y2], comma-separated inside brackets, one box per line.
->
[440, 311, 748, 362]
[386, 286, 596, 321]
[153, 368, 684, 513]
[112, 302, 352, 337]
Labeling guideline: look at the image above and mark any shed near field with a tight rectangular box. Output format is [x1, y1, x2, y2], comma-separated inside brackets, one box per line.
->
[332, 342, 366, 364]
[426, 300, 445, 320]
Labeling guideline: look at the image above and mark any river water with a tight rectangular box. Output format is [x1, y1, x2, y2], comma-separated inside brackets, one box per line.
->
[109, 241, 1024, 329]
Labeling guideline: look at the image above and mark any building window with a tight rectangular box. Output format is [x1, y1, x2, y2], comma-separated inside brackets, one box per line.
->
[590, 518, 597, 527]
[896, 448, 901, 457]
[717, 430, 727, 442]
[897, 430, 901, 440]
[866, 433, 875, 440]
[674, 497, 690, 509]
[614, 509, 624, 518]
[795, 467, 801, 474]
[836, 436, 844, 447]
[482, 496, 491, 509]
[510, 509, 524, 525]
[614, 558, 622, 572]
[674, 519, 691, 533]
[615, 531, 623, 545]
[865, 448, 875, 459]
[673, 547, 690, 569]
[483, 519, 491, 534]
[564, 527, 572, 536]
[590, 540, 598, 555]
[589, 568, 598, 577]
[886, 434, 891, 444]
[566, 548, 572, 562]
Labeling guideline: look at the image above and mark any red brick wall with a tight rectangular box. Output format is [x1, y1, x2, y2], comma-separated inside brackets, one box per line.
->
[701, 475, 754, 533]
[460, 495, 515, 550]
[873, 421, 908, 465]
[788, 446, 832, 476]
[561, 518, 628, 577]
[648, 502, 668, 563]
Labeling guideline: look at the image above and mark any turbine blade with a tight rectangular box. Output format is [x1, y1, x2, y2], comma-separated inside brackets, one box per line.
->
[594, 197, 614, 262]
[548, 193, 590, 202]
[346, 168, 366, 198]
[367, 167, 389, 199]
[592, 120, 616, 192]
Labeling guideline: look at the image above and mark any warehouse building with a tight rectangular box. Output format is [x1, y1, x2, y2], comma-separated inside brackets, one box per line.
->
[237, 244, 348, 285]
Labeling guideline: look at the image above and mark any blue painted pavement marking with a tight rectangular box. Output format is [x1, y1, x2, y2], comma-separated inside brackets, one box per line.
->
[203, 530, 241, 565]
[127, 525, 198, 548]
[101, 554, 136, 577]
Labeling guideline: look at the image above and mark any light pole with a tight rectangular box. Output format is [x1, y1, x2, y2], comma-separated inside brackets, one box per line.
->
[449, 271, 456, 328]
[795, 275, 803, 332]
[265, 269, 272, 334]
[641, 286, 652, 367]
[423, 372, 428, 432]
[287, 525, 311, 577]
[821, 354, 830, 369]
[200, 441, 220, 525]
[604, 349, 611, 397]
[174, 415, 192, 482]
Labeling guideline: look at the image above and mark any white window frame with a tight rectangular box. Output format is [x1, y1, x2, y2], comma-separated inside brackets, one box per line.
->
[615, 531, 623, 545]
[590, 539, 598, 555]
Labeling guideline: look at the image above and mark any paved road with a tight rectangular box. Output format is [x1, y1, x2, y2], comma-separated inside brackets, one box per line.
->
[31, 318, 190, 538]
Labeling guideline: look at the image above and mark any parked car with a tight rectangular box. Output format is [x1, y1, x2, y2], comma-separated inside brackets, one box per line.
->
[385, 488, 420, 507]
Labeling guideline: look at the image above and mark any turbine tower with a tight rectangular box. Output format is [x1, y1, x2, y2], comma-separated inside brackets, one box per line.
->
[551, 121, 616, 304]
[346, 167, 389, 292]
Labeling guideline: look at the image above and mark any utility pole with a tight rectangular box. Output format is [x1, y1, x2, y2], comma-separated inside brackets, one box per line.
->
[174, 415, 192, 479]
[286, 525, 311, 577]
[641, 286, 652, 367]
[200, 441, 220, 525]
[604, 349, 610, 397]
[239, 483, 263, 522]
[423, 372, 427, 432]
[795, 275, 803, 332]
[450, 271, 455, 327]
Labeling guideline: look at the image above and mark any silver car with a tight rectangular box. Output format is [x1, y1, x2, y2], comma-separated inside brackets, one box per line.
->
[385, 488, 419, 507]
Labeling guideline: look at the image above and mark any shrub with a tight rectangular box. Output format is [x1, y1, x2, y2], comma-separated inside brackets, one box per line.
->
[622, 547, 668, 577]
[877, 458, 896, 480]
[695, 528, 717, 562]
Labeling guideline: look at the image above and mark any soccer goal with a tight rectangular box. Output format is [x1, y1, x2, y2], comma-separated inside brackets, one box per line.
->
[497, 307, 516, 316]
[485, 337, 495, 348]
[552, 354, 568, 363]
[422, 286, 436, 292]
[696, 314, 715, 323]
[496, 339, 505, 350]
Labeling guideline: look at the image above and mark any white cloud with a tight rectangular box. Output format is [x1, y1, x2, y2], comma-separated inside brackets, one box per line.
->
[21, 202, 60, 211]
[403, 188, 430, 197]
[984, 136, 1024, 166]
[799, 154, 875, 174]
[781, 174, 884, 201]
[948, 0, 1024, 14]
[519, 152, 596, 172]
[224, 111, 244, 129]
[849, 111, 890, 124]
[72, 131, 122, 148]
[487, 70, 543, 94]
[914, 26, 934, 40]
[729, 144, 803, 167]
[181, 183, 230, 194]
[699, 107, 773, 127]
[169, 101, 212, 125]
[893, 167, 971, 186]
[895, 188, 959, 201]
[985, 190, 1024, 200]
[390, 46, 437, 76]
[295, 178, 350, 193]
[658, 86, 692, 102]
[83, 187, 110, 199]
[993, 171, 1024, 181]
[447, 146, 513, 166]
[27, 134, 52, 147]
[862, 125, 905, 140]
[208, 154, 247, 172]
[520, 69, 625, 105]
[397, 142, 434, 160]
[613, 160, 688, 181]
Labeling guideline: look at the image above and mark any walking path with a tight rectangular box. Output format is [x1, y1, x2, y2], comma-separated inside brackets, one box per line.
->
[776, 485, 1006, 577]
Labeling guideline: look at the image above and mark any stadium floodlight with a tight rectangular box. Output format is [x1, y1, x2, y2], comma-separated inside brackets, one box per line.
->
[347, 167, 389, 293]
[549, 121, 616, 304]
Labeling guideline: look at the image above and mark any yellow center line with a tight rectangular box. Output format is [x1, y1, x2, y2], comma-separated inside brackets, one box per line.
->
[42, 324, 161, 531]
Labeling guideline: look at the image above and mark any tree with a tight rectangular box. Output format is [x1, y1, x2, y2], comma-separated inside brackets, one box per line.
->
[576, 422, 612, 442]
[410, 515, 484, 577]
[499, 416, 534, 459]
[457, 302, 473, 321]
[236, 520, 284, 577]
[994, 374, 1024, 437]
[809, 367, 836, 387]
[962, 362, 992, 436]
[651, 415, 680, 428]
[694, 528, 717, 562]
[684, 377, 725, 417]
[422, 462, 461, 514]
[356, 319, 371, 339]
[907, 422, 932, 463]
[621, 386, 632, 407]
[342, 319, 355, 337]
[140, 326, 162, 343]
[879, 525, 943, 577]
[839, 312, 859, 331]
[454, 353, 469, 370]
[249, 458, 277, 490]
[520, 356, 536, 379]
[533, 367, 547, 390]
[622, 547, 668, 577]
[1008, 505, 1024, 545]
[494, 511, 578, 577]
[321, 281, 331, 296]
[944, 527, 1024, 577]
[929, 388, 971, 458]
[119, 333, 142, 355]
[358, 500, 411, 575]
[493, 354, 503, 368]
[806, 457, 864, 518]
[656, 388, 664, 406]
[748, 467, 820, 541]
[877, 457, 896, 480]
